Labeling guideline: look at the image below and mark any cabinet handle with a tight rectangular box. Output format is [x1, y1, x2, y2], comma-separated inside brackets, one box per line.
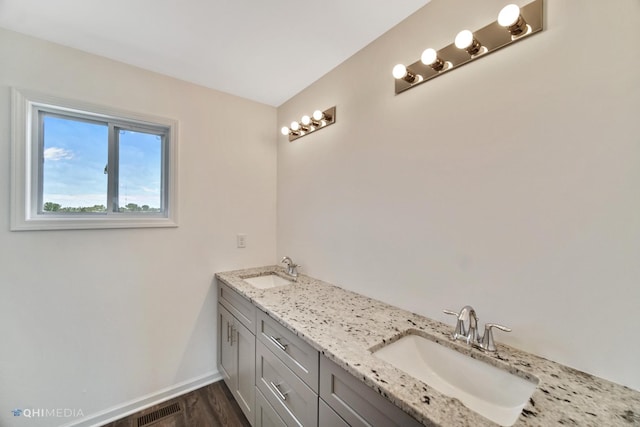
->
[269, 335, 287, 352]
[269, 381, 288, 401]
[226, 322, 231, 343]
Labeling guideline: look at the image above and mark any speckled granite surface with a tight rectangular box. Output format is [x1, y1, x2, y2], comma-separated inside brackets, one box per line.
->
[215, 266, 640, 426]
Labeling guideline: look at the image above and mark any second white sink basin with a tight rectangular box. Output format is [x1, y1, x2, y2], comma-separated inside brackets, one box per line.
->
[243, 274, 291, 289]
[372, 333, 537, 426]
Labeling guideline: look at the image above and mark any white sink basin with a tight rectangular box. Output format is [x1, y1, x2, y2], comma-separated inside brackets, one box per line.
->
[372, 334, 537, 426]
[243, 274, 291, 289]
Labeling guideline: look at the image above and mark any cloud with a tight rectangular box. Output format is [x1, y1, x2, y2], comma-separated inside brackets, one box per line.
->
[44, 147, 74, 161]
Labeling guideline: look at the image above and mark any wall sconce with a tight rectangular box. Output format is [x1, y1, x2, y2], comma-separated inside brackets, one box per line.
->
[281, 106, 336, 142]
[393, 0, 543, 95]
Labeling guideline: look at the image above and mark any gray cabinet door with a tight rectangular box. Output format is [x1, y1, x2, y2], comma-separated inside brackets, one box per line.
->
[219, 302, 256, 426]
[218, 304, 235, 391]
[234, 316, 256, 426]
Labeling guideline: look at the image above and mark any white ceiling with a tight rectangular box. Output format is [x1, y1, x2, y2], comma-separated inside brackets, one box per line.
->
[0, 0, 429, 106]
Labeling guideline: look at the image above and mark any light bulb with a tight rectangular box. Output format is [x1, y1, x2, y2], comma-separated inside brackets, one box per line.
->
[420, 48, 446, 72]
[455, 30, 474, 49]
[290, 121, 300, 131]
[301, 115, 311, 126]
[455, 30, 482, 55]
[312, 110, 324, 121]
[392, 64, 408, 79]
[421, 48, 438, 65]
[498, 4, 520, 27]
[280, 126, 290, 136]
[498, 4, 528, 36]
[392, 64, 419, 83]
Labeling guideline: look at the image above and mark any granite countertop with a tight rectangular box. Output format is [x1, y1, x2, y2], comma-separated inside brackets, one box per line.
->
[215, 265, 640, 426]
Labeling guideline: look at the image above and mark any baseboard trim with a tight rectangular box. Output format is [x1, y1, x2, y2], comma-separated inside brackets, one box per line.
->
[61, 371, 223, 427]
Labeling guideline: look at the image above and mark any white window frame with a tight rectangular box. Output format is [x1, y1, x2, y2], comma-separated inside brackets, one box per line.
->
[10, 88, 179, 231]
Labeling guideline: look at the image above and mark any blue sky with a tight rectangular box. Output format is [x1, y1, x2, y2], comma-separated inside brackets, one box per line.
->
[42, 115, 162, 209]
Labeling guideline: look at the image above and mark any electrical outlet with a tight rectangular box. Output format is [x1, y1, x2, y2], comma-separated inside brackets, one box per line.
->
[237, 234, 247, 248]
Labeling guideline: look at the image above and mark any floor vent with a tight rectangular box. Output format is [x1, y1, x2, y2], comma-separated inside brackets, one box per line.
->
[136, 402, 182, 426]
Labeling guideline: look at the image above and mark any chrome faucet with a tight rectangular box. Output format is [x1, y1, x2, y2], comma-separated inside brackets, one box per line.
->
[281, 256, 299, 280]
[444, 305, 479, 345]
[444, 305, 511, 351]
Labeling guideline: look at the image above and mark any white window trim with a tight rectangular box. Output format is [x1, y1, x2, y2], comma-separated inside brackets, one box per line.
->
[11, 88, 179, 231]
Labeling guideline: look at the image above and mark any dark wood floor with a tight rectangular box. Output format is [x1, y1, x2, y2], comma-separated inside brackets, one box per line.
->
[103, 381, 251, 427]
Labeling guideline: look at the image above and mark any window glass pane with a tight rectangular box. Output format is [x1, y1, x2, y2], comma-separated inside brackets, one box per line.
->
[42, 114, 108, 213]
[118, 129, 163, 212]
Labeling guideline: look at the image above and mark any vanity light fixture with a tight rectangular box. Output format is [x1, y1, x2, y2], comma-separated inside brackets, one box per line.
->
[393, 0, 543, 95]
[280, 106, 337, 142]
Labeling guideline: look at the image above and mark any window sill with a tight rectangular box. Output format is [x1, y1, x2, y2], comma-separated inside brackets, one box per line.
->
[10, 215, 179, 231]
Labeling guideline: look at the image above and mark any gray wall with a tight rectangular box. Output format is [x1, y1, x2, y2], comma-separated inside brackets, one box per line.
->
[0, 28, 277, 426]
[277, 0, 640, 390]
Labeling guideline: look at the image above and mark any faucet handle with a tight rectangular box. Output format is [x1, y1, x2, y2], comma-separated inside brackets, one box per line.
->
[443, 309, 466, 340]
[481, 323, 511, 352]
[487, 323, 511, 332]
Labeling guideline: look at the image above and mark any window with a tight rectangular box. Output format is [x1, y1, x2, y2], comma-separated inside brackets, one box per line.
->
[11, 88, 178, 230]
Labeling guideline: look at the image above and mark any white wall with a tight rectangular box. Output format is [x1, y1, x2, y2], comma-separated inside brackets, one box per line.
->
[0, 28, 277, 426]
[277, 0, 640, 390]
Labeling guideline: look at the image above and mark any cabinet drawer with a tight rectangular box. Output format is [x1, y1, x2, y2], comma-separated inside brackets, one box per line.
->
[256, 341, 318, 427]
[319, 398, 349, 427]
[320, 356, 422, 427]
[255, 388, 287, 427]
[257, 310, 319, 392]
[219, 281, 256, 333]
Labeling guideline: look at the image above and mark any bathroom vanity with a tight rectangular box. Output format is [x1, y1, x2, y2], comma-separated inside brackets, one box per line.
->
[216, 266, 640, 426]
